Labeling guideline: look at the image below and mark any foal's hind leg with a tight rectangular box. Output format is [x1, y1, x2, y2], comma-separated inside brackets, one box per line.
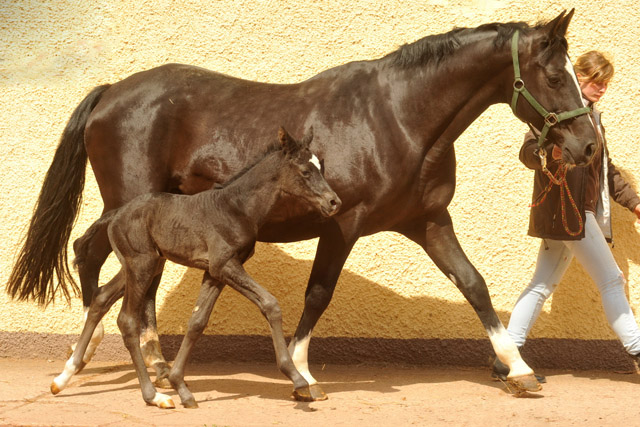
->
[117, 257, 175, 409]
[169, 272, 225, 408]
[219, 259, 316, 401]
[138, 263, 172, 388]
[51, 271, 125, 394]
[397, 212, 541, 394]
[74, 223, 170, 386]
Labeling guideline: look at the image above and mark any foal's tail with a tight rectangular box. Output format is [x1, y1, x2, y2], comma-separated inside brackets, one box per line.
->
[6, 84, 111, 306]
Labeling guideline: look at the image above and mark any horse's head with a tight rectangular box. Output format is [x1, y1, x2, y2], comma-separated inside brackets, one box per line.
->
[278, 126, 341, 217]
[513, 9, 597, 166]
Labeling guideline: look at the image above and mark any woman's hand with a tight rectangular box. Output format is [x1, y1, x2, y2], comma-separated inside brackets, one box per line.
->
[634, 204, 640, 224]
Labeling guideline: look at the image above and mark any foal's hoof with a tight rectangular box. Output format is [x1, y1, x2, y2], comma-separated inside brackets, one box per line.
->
[292, 384, 328, 402]
[154, 376, 173, 389]
[182, 397, 199, 409]
[50, 382, 61, 395]
[507, 374, 542, 396]
[150, 393, 176, 409]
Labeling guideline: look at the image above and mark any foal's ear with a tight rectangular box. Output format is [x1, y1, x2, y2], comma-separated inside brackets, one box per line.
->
[301, 126, 314, 147]
[278, 126, 295, 154]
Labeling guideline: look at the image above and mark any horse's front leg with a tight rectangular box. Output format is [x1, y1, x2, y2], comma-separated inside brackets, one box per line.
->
[398, 212, 541, 395]
[220, 259, 316, 401]
[288, 218, 360, 401]
[51, 270, 125, 394]
[168, 272, 225, 408]
[138, 262, 172, 388]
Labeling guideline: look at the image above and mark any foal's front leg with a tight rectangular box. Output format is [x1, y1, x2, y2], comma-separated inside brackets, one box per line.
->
[220, 259, 317, 401]
[169, 272, 225, 408]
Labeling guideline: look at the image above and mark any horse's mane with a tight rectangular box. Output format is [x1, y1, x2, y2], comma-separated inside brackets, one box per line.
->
[214, 143, 282, 189]
[387, 20, 548, 69]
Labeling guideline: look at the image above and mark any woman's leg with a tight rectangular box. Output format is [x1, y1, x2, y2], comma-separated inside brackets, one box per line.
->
[507, 239, 573, 347]
[564, 212, 640, 355]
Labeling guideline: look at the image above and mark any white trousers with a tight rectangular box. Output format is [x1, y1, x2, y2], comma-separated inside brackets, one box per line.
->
[507, 212, 640, 356]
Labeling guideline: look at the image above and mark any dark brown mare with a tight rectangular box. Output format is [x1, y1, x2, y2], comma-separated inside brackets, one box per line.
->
[53, 127, 340, 408]
[8, 10, 595, 398]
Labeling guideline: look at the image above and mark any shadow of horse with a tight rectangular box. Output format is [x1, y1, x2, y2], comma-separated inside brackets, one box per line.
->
[152, 229, 640, 374]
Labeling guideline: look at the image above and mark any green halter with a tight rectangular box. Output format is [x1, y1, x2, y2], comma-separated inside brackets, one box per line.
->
[510, 31, 591, 150]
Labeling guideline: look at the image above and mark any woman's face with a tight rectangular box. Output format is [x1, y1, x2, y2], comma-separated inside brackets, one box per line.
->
[577, 74, 608, 103]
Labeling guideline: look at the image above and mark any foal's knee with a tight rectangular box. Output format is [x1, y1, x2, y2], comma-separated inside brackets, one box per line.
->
[261, 295, 282, 323]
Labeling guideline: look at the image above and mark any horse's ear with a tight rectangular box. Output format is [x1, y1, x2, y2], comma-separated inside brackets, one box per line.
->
[301, 126, 314, 147]
[545, 9, 573, 39]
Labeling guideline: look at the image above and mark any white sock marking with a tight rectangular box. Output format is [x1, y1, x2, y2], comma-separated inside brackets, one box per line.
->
[288, 335, 317, 385]
[488, 326, 533, 378]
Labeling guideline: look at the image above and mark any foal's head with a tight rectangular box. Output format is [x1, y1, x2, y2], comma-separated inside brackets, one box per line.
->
[277, 127, 341, 218]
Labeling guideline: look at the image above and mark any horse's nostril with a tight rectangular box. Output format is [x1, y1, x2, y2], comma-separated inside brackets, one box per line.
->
[330, 199, 337, 207]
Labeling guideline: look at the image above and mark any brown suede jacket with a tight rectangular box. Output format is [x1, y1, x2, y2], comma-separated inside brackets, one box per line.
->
[520, 110, 640, 241]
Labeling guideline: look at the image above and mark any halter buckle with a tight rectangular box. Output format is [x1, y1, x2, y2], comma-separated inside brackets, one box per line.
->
[544, 112, 558, 127]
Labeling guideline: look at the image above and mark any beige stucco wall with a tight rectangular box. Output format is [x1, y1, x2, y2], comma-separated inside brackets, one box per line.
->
[2, 1, 640, 351]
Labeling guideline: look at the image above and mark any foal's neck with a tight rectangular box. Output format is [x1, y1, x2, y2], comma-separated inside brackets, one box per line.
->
[212, 151, 285, 226]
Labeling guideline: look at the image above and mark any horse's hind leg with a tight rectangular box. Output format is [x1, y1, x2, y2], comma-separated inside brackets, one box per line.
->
[139, 263, 172, 388]
[219, 259, 317, 402]
[397, 212, 541, 394]
[71, 224, 113, 367]
[51, 270, 125, 394]
[169, 272, 225, 408]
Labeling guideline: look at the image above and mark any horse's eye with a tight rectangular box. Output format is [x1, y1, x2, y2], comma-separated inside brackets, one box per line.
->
[301, 169, 311, 178]
[547, 76, 561, 87]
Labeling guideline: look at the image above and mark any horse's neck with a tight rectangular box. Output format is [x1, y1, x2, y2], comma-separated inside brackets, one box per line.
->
[216, 153, 283, 225]
[385, 34, 512, 149]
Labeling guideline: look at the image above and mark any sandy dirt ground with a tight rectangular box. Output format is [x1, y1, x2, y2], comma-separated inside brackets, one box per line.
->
[1, 358, 639, 426]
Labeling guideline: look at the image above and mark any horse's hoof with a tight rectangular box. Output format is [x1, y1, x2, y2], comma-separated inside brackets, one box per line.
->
[182, 398, 199, 409]
[309, 384, 328, 401]
[507, 374, 542, 396]
[154, 377, 173, 389]
[50, 382, 61, 395]
[292, 384, 328, 402]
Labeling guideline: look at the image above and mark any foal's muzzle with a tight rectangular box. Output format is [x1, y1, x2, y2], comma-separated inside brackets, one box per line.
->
[321, 193, 342, 217]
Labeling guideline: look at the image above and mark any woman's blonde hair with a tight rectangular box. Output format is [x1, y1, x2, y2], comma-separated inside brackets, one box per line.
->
[574, 51, 614, 84]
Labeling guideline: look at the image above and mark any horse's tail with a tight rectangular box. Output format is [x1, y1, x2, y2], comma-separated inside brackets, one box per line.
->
[6, 84, 111, 306]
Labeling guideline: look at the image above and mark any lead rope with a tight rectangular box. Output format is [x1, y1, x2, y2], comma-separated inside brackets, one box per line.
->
[529, 150, 583, 236]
